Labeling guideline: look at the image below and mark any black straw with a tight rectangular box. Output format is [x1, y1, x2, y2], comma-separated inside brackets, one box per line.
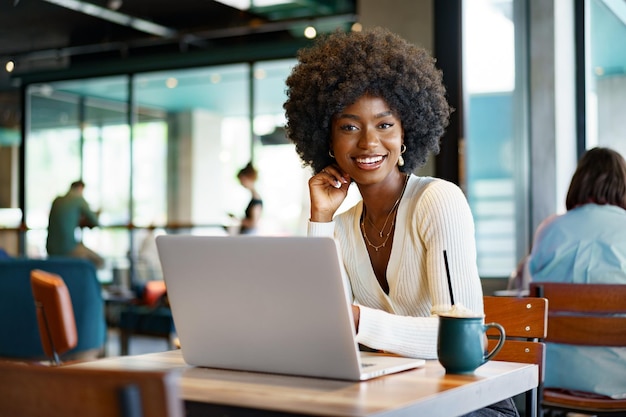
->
[443, 250, 455, 306]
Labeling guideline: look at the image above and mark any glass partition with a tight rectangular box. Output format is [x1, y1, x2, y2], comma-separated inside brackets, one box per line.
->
[26, 76, 131, 269]
[463, 0, 529, 277]
[24, 59, 309, 284]
[586, 0, 626, 157]
[252, 59, 309, 235]
[134, 64, 251, 235]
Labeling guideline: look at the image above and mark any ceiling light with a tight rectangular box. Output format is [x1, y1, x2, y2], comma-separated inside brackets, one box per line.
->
[254, 68, 266, 80]
[5, 61, 14, 73]
[304, 26, 317, 39]
[107, 0, 122, 10]
[214, 0, 292, 10]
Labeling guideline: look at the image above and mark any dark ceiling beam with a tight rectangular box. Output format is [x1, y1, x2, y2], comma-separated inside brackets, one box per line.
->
[41, 0, 178, 38]
[13, 38, 314, 86]
[6, 12, 357, 69]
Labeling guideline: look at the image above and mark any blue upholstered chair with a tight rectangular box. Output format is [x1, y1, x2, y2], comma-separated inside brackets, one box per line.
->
[0, 257, 106, 360]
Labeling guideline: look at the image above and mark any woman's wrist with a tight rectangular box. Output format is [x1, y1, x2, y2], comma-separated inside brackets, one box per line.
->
[310, 206, 335, 223]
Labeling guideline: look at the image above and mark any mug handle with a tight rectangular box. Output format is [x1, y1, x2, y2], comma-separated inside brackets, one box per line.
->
[482, 322, 506, 362]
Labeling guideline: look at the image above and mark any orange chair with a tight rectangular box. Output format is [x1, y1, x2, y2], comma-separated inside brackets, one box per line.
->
[30, 269, 78, 365]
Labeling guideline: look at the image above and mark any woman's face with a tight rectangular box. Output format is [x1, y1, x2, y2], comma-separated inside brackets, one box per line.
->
[330, 95, 404, 185]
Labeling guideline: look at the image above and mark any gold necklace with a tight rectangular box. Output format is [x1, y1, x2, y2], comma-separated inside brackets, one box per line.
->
[365, 192, 402, 237]
[361, 174, 409, 252]
[361, 213, 396, 251]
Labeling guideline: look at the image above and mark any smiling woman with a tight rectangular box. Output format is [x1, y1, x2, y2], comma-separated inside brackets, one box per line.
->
[283, 27, 520, 417]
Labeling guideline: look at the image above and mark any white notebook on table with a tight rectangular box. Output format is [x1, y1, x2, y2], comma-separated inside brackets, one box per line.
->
[156, 234, 425, 381]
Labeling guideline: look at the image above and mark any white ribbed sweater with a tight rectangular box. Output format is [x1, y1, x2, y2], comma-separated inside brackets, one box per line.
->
[308, 175, 483, 359]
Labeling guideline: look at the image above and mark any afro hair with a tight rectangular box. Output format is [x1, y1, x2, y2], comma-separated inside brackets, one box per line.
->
[284, 27, 452, 174]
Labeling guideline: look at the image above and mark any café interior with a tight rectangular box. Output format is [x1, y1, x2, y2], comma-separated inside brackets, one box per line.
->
[0, 1, 625, 416]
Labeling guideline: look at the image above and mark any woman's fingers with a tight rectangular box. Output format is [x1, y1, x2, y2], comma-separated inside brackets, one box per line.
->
[320, 166, 349, 188]
[308, 166, 350, 222]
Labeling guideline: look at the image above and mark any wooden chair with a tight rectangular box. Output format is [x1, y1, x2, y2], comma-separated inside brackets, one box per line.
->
[483, 295, 548, 417]
[0, 360, 184, 417]
[30, 269, 78, 365]
[530, 282, 626, 417]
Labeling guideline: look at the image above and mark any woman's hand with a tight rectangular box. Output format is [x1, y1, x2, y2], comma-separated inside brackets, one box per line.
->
[309, 165, 350, 222]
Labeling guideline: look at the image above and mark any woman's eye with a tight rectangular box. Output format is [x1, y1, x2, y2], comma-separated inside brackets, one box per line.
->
[379, 122, 394, 129]
[340, 124, 358, 131]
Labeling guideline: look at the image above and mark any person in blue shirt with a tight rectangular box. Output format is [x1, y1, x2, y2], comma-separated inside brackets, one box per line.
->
[528, 146, 626, 399]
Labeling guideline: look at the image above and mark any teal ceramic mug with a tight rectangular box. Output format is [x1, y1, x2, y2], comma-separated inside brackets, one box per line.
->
[437, 315, 505, 374]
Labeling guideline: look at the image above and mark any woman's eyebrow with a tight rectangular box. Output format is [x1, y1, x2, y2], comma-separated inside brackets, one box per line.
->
[336, 110, 393, 120]
[375, 110, 393, 118]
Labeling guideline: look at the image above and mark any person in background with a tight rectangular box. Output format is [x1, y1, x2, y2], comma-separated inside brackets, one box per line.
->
[284, 27, 518, 416]
[236, 162, 263, 234]
[46, 180, 104, 269]
[527, 146, 626, 399]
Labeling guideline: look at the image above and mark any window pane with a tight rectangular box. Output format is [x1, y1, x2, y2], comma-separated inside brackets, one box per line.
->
[135, 64, 250, 234]
[586, 0, 626, 157]
[26, 76, 131, 268]
[26, 85, 83, 257]
[252, 59, 310, 235]
[463, 0, 528, 277]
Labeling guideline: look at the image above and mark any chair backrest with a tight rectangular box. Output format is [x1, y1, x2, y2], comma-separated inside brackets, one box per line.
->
[529, 282, 626, 346]
[529, 282, 626, 415]
[483, 295, 548, 381]
[0, 258, 106, 360]
[483, 295, 548, 417]
[0, 360, 184, 417]
[30, 269, 78, 365]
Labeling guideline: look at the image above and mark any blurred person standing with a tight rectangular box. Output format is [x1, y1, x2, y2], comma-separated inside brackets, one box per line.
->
[236, 162, 263, 235]
[46, 180, 104, 269]
[528, 146, 626, 398]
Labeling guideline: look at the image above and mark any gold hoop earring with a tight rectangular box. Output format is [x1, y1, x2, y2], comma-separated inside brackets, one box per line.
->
[398, 144, 406, 167]
[329, 150, 335, 158]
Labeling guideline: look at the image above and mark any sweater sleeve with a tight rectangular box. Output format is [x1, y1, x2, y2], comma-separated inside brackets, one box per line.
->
[307, 220, 335, 237]
[356, 307, 440, 358]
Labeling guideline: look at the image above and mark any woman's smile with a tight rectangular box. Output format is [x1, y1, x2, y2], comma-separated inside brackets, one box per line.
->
[354, 154, 386, 170]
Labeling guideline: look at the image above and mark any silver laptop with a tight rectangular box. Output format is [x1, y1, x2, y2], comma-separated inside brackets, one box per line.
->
[156, 234, 425, 381]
